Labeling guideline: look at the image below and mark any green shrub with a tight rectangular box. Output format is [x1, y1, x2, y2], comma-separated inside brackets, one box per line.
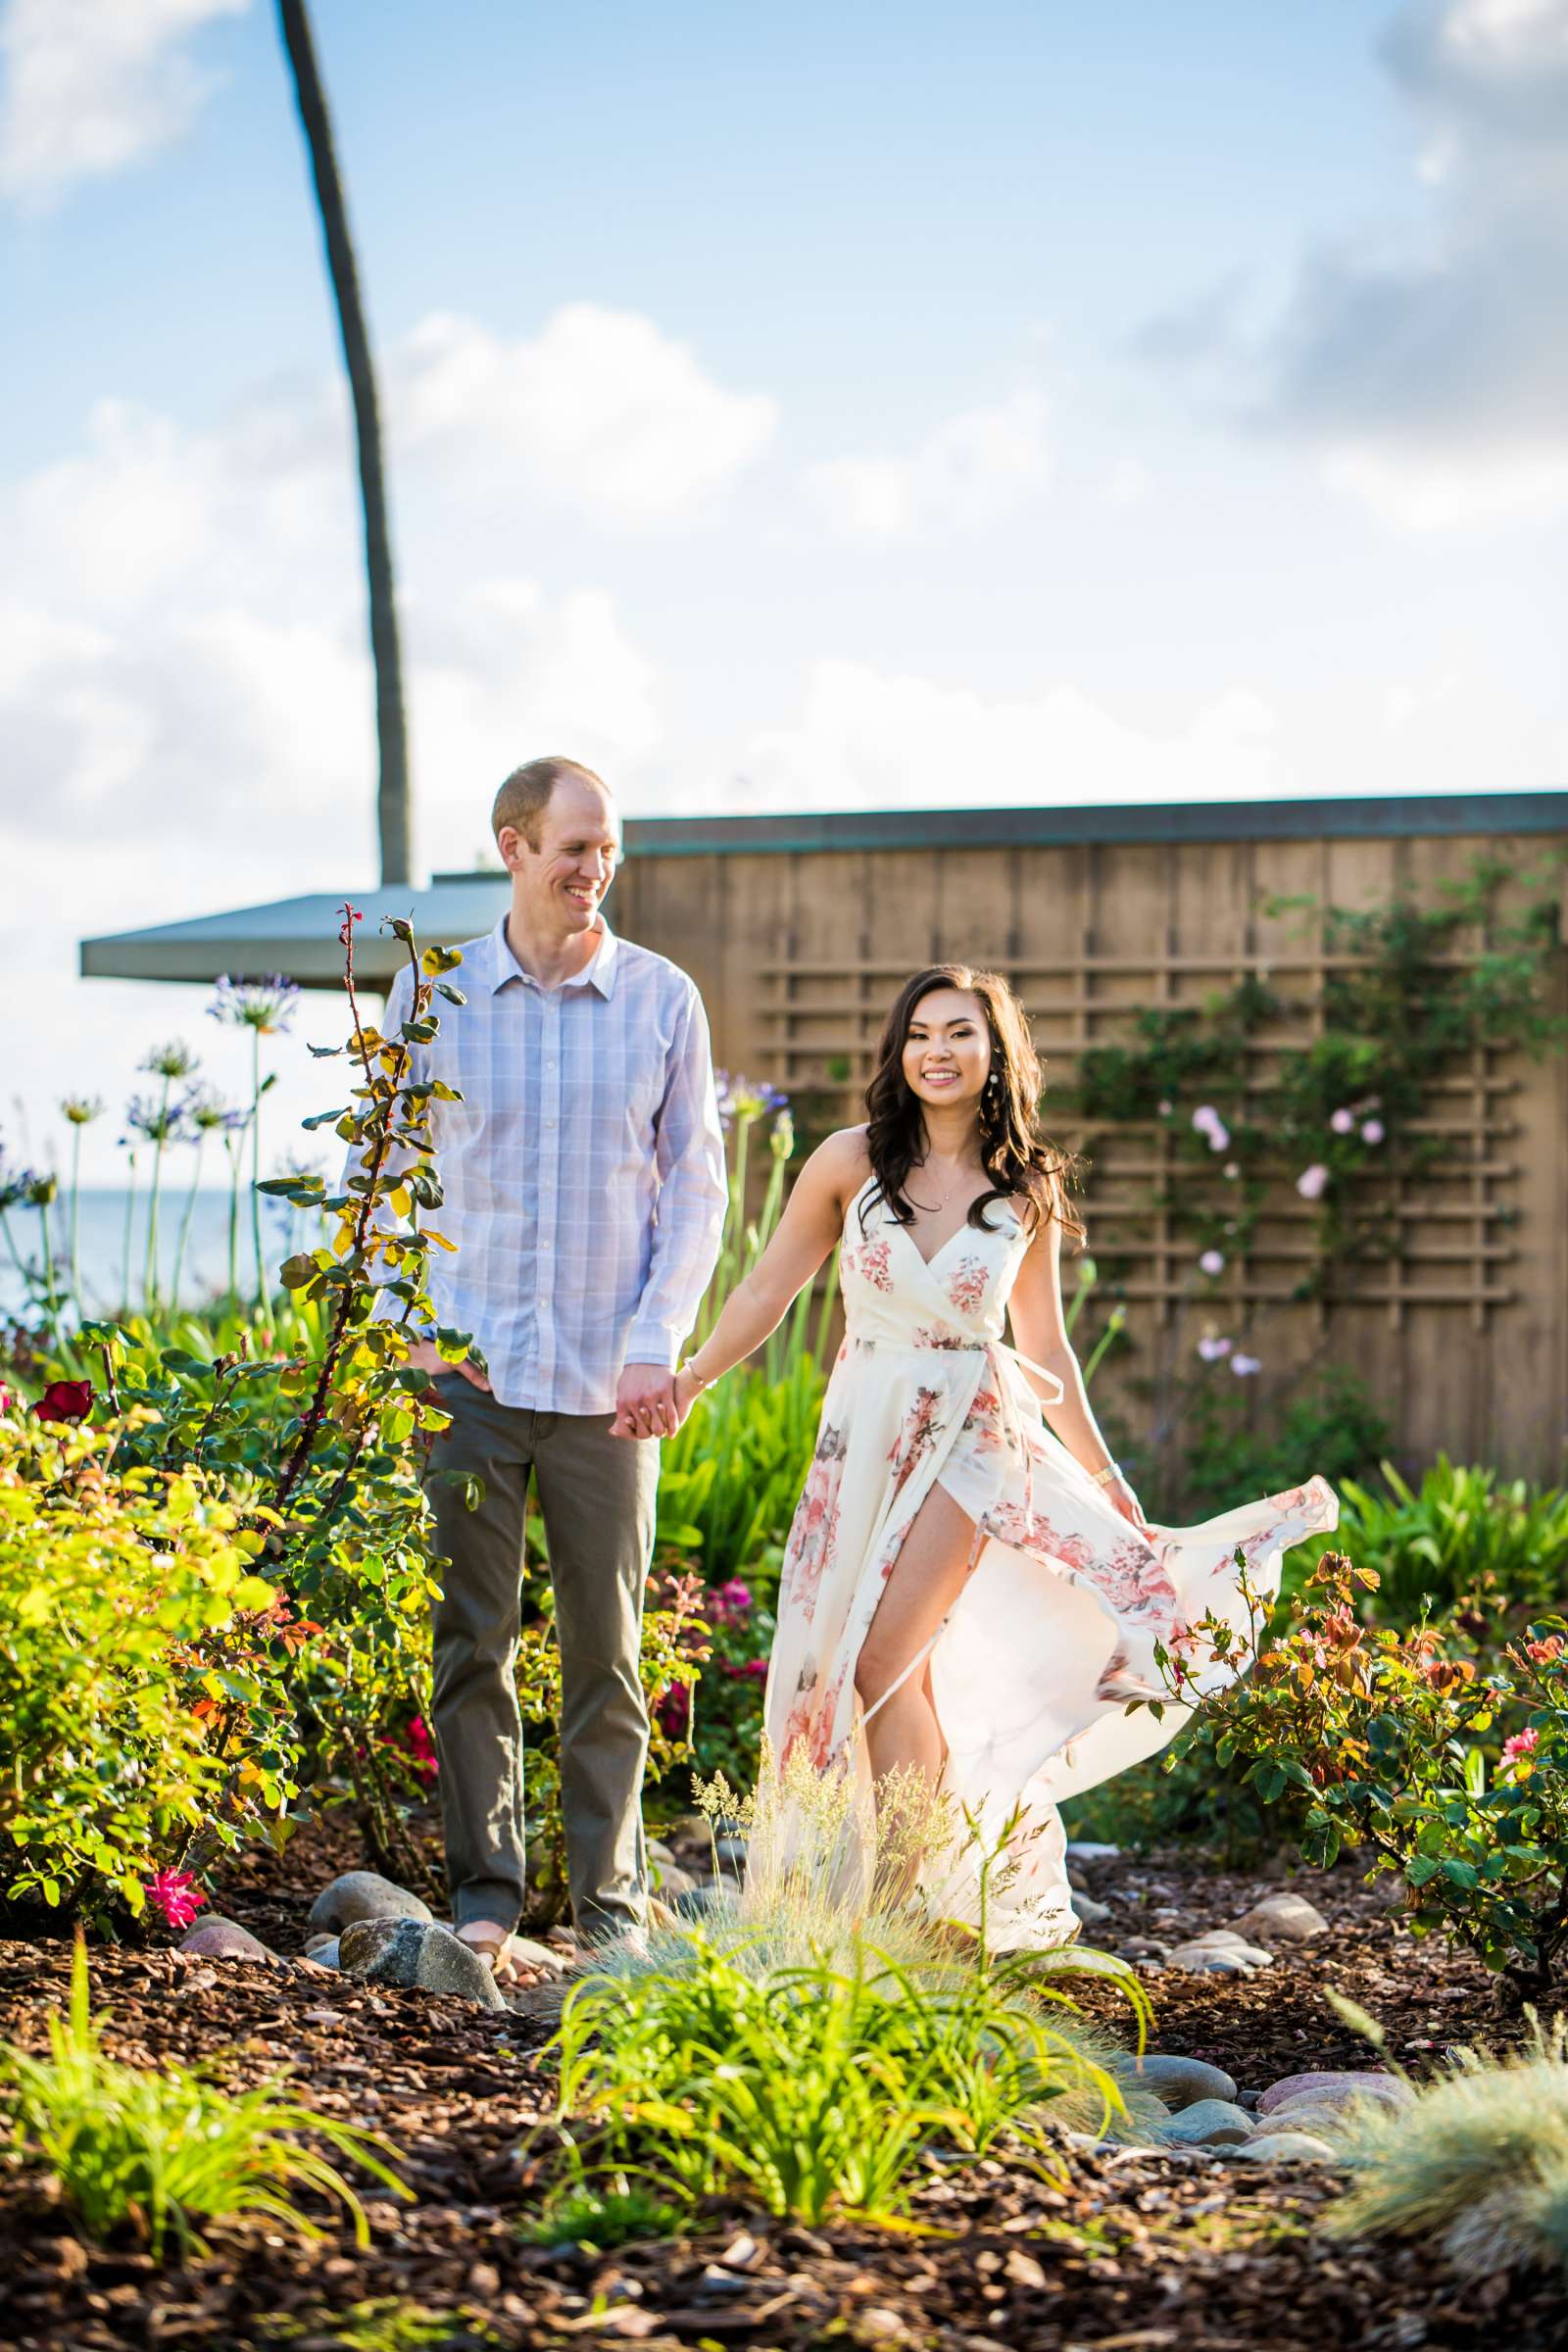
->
[1180, 1551, 1568, 1993]
[1326, 2016, 1568, 2282]
[0, 1406, 294, 1917]
[0, 1937, 407, 2259]
[1158, 1360, 1392, 1523]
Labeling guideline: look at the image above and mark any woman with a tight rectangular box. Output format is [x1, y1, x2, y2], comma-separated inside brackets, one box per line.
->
[665, 966, 1336, 1946]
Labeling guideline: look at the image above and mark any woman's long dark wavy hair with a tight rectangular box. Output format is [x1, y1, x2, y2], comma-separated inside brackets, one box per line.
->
[860, 964, 1085, 1244]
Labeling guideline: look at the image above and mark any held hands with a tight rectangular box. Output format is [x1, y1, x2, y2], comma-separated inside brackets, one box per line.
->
[609, 1362, 684, 1441]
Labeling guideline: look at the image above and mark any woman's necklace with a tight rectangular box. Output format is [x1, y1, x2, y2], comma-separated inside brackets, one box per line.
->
[908, 1154, 976, 1215]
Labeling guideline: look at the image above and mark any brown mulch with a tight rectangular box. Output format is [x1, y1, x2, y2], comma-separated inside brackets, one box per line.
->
[1, 1816, 1564, 2352]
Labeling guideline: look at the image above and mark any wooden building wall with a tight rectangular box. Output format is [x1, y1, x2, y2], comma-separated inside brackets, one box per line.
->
[613, 819, 1568, 1486]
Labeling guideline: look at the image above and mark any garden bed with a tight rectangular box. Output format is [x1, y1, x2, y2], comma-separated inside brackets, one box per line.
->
[2, 1816, 1563, 2351]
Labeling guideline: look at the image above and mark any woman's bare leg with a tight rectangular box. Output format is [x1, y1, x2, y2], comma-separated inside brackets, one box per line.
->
[854, 1485, 977, 1875]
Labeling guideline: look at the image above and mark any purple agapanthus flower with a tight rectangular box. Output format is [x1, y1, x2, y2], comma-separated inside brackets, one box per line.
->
[209, 974, 302, 1035]
[124, 1092, 193, 1146]
[715, 1070, 789, 1131]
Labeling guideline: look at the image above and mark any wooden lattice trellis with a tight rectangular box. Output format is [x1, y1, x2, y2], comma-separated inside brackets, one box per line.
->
[754, 949, 1519, 1333]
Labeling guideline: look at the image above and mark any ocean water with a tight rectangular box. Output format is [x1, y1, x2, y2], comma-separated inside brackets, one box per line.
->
[0, 1189, 322, 1322]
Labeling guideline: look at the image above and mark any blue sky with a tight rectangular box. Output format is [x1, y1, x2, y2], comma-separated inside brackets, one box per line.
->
[3, 0, 1566, 1175]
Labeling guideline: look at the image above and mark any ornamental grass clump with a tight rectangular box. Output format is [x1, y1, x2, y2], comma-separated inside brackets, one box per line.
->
[544, 1744, 1155, 2227]
[1325, 2015, 1568, 2283]
[0, 1938, 408, 2260]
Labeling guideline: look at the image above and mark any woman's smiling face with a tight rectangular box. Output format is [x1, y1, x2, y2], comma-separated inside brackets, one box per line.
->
[901, 986, 993, 1112]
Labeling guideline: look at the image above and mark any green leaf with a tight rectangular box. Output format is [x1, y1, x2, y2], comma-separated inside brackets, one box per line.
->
[1441, 1856, 1480, 1890]
[301, 1106, 349, 1130]
[279, 1255, 319, 1292]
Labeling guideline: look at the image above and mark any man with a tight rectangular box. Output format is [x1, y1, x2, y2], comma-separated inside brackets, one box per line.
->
[383, 755, 726, 1979]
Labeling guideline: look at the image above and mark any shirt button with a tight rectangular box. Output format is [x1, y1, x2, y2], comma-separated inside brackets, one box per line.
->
[547, 1058, 558, 1071]
[546, 1116, 558, 1129]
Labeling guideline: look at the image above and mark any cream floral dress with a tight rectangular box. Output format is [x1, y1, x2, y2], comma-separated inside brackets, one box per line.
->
[762, 1175, 1338, 1947]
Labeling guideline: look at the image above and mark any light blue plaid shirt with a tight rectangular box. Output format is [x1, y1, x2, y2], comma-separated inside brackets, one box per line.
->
[374, 913, 726, 1414]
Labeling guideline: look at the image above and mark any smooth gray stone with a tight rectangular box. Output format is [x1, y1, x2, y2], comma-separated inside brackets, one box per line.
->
[1231, 2130, 1337, 2164]
[304, 1936, 340, 1970]
[671, 1883, 721, 1920]
[1158, 2098, 1255, 2147]
[1070, 1890, 1112, 1926]
[1233, 1892, 1330, 1944]
[308, 1870, 434, 1934]
[177, 1917, 279, 1963]
[651, 1859, 699, 1898]
[1116, 2052, 1239, 2111]
[1166, 1937, 1273, 1975]
[1065, 1841, 1121, 1861]
[337, 1917, 505, 2010]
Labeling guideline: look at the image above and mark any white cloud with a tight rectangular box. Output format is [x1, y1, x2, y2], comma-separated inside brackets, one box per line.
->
[1142, 0, 1568, 529]
[729, 661, 1279, 809]
[390, 306, 779, 528]
[801, 390, 1050, 543]
[0, 0, 248, 213]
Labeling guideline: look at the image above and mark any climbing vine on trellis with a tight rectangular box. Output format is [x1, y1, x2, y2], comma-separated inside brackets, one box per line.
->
[1071, 857, 1566, 1301]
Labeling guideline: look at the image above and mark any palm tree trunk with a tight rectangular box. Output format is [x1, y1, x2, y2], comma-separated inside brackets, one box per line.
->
[276, 0, 412, 886]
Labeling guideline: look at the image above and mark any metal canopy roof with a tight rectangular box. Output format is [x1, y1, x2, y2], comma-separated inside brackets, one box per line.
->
[79, 791, 1568, 990]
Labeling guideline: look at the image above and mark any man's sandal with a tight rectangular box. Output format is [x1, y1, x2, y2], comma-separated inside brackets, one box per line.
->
[456, 1920, 524, 1985]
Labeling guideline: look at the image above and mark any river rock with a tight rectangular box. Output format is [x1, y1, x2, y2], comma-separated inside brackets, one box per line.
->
[1258, 2070, 1412, 2118]
[650, 1858, 699, 1899]
[1116, 2053, 1238, 2111]
[308, 1871, 434, 1934]
[304, 1936, 340, 1970]
[1066, 1841, 1121, 1862]
[671, 1883, 722, 1921]
[1233, 1892, 1330, 1944]
[1157, 2098, 1255, 2147]
[1166, 1935, 1274, 1976]
[338, 1918, 506, 2010]
[1231, 2130, 1337, 2165]
[1070, 1889, 1112, 1926]
[505, 1935, 568, 1979]
[177, 1917, 279, 1964]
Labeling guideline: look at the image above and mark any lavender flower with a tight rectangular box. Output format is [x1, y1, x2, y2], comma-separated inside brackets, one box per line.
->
[1330, 1107, 1355, 1136]
[715, 1070, 789, 1133]
[1297, 1163, 1330, 1201]
[209, 973, 302, 1035]
[124, 1092, 192, 1146]
[1197, 1334, 1233, 1362]
[1199, 1249, 1225, 1278]
[1360, 1118, 1385, 1145]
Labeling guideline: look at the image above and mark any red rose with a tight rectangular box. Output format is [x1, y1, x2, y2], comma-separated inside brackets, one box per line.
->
[35, 1379, 93, 1424]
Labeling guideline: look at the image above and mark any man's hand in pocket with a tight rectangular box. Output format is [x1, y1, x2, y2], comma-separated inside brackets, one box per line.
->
[405, 1339, 491, 1393]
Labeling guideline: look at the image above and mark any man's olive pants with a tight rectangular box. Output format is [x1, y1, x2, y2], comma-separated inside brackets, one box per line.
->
[425, 1376, 660, 1941]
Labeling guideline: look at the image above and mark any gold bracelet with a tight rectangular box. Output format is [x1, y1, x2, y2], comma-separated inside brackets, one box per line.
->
[1090, 1460, 1124, 1488]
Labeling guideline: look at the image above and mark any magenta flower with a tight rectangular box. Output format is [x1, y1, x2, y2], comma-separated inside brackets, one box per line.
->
[1330, 1107, 1355, 1135]
[708, 1578, 754, 1625]
[1361, 1118, 1385, 1145]
[1199, 1249, 1225, 1278]
[1297, 1163, 1330, 1201]
[144, 1869, 207, 1932]
[656, 1683, 691, 1740]
[1501, 1729, 1540, 1764]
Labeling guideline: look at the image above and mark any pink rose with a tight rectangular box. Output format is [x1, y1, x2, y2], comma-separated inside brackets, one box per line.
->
[1199, 1250, 1225, 1278]
[1361, 1118, 1385, 1145]
[1330, 1108, 1355, 1135]
[1297, 1164, 1330, 1201]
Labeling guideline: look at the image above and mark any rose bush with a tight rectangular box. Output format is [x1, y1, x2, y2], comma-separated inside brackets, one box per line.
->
[1175, 1550, 1568, 1995]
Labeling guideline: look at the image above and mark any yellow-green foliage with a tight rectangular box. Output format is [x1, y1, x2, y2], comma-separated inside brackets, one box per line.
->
[1328, 2018, 1568, 2280]
[0, 1937, 408, 2260]
[0, 1404, 290, 1914]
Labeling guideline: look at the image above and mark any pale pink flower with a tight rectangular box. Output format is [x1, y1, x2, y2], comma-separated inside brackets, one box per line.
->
[1197, 1334, 1233, 1362]
[1297, 1163, 1330, 1200]
[1330, 1107, 1355, 1135]
[1199, 1249, 1225, 1278]
[1501, 1729, 1540, 1763]
[1361, 1118, 1385, 1145]
[1231, 1353, 1262, 1377]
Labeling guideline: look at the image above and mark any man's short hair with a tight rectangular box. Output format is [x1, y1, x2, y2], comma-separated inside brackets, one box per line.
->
[491, 756, 608, 850]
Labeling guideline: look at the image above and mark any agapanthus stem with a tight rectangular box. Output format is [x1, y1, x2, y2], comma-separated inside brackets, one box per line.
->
[171, 1132, 205, 1308]
[69, 1127, 83, 1312]
[251, 1030, 269, 1328]
[144, 1076, 171, 1310]
[120, 1157, 137, 1312]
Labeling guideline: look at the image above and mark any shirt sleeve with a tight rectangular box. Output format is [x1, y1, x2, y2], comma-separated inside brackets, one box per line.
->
[623, 980, 728, 1369]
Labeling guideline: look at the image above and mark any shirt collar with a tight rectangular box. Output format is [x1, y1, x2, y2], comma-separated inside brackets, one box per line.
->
[485, 911, 618, 1001]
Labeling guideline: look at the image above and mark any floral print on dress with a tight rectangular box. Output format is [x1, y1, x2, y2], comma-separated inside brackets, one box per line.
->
[982, 1499, 1183, 1628]
[888, 1385, 945, 1498]
[848, 1238, 894, 1293]
[946, 1254, 990, 1315]
[779, 1421, 849, 1625]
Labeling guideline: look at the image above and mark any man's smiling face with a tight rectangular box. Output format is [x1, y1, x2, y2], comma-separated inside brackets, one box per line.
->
[511, 774, 621, 935]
